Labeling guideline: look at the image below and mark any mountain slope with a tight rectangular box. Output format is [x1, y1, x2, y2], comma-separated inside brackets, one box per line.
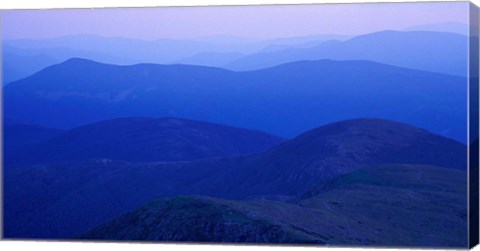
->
[3, 58, 467, 142]
[81, 196, 323, 244]
[183, 119, 466, 198]
[3, 124, 64, 156]
[3, 119, 466, 239]
[225, 31, 467, 76]
[2, 49, 58, 84]
[8, 117, 284, 166]
[296, 164, 467, 247]
[82, 164, 467, 247]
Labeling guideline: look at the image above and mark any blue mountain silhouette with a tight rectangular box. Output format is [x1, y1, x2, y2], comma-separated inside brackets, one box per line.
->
[4, 118, 466, 239]
[225, 31, 467, 76]
[4, 58, 467, 142]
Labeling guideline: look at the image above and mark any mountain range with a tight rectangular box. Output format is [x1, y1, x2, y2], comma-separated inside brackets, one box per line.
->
[3, 118, 467, 243]
[2, 22, 471, 247]
[2, 33, 350, 84]
[225, 31, 467, 76]
[2, 29, 467, 84]
[3, 58, 467, 142]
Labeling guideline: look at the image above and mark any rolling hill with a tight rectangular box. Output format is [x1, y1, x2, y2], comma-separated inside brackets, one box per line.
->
[3, 58, 467, 142]
[82, 196, 323, 244]
[82, 164, 467, 247]
[196, 119, 466, 198]
[8, 117, 284, 166]
[3, 119, 466, 239]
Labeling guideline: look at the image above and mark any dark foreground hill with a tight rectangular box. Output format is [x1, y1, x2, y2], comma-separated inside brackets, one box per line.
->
[3, 58, 467, 142]
[3, 119, 467, 239]
[82, 164, 467, 247]
[8, 117, 284, 166]
[82, 196, 323, 244]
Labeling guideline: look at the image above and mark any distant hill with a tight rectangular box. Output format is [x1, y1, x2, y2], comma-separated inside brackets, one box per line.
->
[225, 31, 467, 76]
[1, 33, 351, 84]
[175, 52, 244, 67]
[3, 30, 464, 84]
[4, 33, 350, 66]
[2, 44, 134, 84]
[82, 164, 467, 247]
[9, 117, 284, 165]
[2, 48, 58, 84]
[404, 22, 469, 35]
[4, 119, 466, 239]
[4, 35, 228, 65]
[3, 58, 467, 142]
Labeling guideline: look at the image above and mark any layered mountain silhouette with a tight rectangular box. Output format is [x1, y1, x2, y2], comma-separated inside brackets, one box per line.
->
[4, 33, 350, 66]
[4, 35, 229, 65]
[2, 47, 58, 84]
[82, 164, 467, 247]
[225, 31, 467, 76]
[2, 19, 472, 248]
[3, 118, 466, 240]
[3, 58, 467, 142]
[2, 44, 134, 84]
[3, 30, 463, 83]
[8, 117, 284, 166]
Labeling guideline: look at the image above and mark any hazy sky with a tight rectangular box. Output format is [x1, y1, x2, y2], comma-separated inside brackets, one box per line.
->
[1, 2, 470, 40]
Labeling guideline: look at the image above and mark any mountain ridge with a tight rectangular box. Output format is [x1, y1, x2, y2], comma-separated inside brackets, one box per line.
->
[81, 164, 467, 247]
[4, 118, 467, 239]
[7, 117, 285, 166]
[225, 30, 467, 76]
[4, 57, 467, 142]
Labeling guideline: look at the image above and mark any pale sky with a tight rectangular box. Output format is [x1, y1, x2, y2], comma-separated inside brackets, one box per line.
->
[0, 2, 470, 40]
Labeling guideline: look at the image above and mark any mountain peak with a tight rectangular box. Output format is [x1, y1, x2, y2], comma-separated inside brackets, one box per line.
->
[302, 118, 429, 138]
[62, 57, 99, 65]
[267, 118, 466, 172]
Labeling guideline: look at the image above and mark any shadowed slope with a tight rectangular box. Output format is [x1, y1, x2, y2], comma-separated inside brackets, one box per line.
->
[189, 118, 466, 198]
[3, 119, 467, 239]
[82, 164, 467, 247]
[8, 117, 284, 166]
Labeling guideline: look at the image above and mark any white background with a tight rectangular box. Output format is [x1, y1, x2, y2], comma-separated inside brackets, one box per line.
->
[0, 0, 479, 250]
